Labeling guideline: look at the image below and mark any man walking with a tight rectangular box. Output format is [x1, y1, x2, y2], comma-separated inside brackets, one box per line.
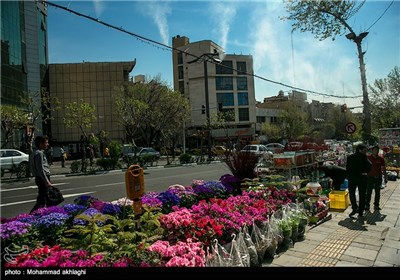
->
[30, 135, 53, 214]
[346, 143, 372, 220]
[366, 145, 387, 212]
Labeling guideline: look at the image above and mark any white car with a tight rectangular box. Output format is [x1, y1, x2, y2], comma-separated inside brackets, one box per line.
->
[241, 144, 272, 157]
[0, 149, 30, 172]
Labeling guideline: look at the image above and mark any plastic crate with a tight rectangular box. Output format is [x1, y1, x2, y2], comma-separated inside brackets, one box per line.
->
[329, 190, 349, 210]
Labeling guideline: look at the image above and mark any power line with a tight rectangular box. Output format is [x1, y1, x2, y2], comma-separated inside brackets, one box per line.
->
[366, 0, 394, 32]
[43, 0, 362, 100]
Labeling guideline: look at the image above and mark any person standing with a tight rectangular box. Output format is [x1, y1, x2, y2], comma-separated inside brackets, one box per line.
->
[346, 143, 372, 219]
[365, 145, 388, 212]
[30, 135, 53, 214]
[60, 147, 66, 168]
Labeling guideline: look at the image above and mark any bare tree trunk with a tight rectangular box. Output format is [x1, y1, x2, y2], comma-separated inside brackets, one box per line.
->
[356, 41, 372, 141]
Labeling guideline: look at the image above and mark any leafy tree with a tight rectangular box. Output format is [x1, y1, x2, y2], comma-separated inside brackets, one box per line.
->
[369, 66, 400, 130]
[113, 75, 190, 151]
[260, 122, 282, 143]
[279, 101, 307, 141]
[63, 99, 97, 171]
[0, 105, 29, 148]
[282, 0, 372, 140]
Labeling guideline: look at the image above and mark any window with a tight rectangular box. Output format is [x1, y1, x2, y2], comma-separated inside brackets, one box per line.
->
[257, 116, 266, 123]
[239, 108, 249, 121]
[237, 77, 247, 90]
[178, 66, 184, 79]
[217, 92, 234, 106]
[216, 61, 233, 74]
[236, 61, 247, 75]
[216, 77, 233, 90]
[179, 81, 184, 94]
[177, 52, 183, 64]
[238, 92, 248, 105]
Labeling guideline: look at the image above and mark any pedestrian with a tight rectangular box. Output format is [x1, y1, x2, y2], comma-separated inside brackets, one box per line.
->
[30, 135, 53, 214]
[104, 147, 110, 158]
[365, 145, 388, 212]
[60, 147, 66, 168]
[346, 143, 372, 219]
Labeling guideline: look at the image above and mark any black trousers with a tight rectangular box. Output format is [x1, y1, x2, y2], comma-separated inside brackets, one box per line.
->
[30, 175, 50, 214]
[348, 175, 368, 215]
[366, 176, 382, 209]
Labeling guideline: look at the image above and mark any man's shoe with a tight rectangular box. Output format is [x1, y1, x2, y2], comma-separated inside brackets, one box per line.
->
[349, 209, 358, 217]
[357, 214, 364, 221]
[374, 206, 382, 211]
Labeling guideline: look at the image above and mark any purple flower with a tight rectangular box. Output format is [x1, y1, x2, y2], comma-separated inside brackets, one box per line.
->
[62, 204, 87, 215]
[73, 208, 105, 226]
[0, 220, 31, 239]
[33, 212, 70, 228]
[101, 203, 121, 215]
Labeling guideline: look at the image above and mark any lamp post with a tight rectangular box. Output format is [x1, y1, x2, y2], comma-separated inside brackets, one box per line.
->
[188, 52, 221, 161]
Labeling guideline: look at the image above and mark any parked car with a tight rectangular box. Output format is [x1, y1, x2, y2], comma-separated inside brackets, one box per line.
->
[241, 144, 272, 158]
[265, 143, 285, 154]
[286, 142, 304, 151]
[0, 149, 30, 174]
[211, 145, 229, 156]
[137, 147, 161, 160]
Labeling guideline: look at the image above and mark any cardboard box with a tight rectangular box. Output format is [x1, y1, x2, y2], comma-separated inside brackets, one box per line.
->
[329, 190, 349, 210]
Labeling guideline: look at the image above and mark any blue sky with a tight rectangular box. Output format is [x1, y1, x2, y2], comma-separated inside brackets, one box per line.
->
[47, 0, 400, 111]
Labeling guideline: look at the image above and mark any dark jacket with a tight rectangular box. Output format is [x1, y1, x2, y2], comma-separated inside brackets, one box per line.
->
[346, 152, 372, 179]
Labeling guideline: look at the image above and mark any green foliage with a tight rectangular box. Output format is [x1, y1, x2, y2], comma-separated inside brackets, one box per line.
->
[70, 160, 84, 173]
[96, 157, 121, 171]
[108, 140, 122, 160]
[63, 99, 97, 139]
[369, 66, 400, 129]
[179, 153, 192, 164]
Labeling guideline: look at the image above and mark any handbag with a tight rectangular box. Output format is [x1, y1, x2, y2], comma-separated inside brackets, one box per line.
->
[47, 186, 64, 206]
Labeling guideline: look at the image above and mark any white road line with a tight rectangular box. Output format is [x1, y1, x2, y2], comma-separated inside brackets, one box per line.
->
[0, 191, 95, 207]
[0, 182, 69, 192]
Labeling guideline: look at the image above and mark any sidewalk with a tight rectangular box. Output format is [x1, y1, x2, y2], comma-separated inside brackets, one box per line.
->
[262, 179, 400, 267]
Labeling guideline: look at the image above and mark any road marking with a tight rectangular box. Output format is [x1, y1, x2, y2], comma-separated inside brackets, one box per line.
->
[0, 183, 69, 192]
[0, 191, 95, 207]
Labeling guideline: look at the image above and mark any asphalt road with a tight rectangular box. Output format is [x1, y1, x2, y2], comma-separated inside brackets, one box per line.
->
[0, 162, 231, 219]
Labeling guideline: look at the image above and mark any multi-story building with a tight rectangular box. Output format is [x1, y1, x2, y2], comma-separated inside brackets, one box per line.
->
[172, 35, 256, 149]
[1, 0, 48, 147]
[48, 61, 136, 149]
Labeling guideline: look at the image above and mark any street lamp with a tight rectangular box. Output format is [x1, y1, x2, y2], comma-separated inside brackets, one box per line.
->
[188, 52, 221, 161]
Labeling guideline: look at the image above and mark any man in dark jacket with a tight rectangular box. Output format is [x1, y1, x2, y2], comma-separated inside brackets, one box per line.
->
[318, 163, 347, 190]
[346, 144, 372, 219]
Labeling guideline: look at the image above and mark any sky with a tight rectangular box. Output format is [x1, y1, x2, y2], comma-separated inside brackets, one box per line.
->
[46, 0, 400, 111]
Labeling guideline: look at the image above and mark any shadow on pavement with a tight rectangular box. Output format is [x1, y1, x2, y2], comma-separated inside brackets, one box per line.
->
[338, 217, 368, 231]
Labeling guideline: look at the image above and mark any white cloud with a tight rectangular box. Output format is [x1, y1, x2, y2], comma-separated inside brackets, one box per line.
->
[209, 2, 237, 52]
[140, 2, 171, 46]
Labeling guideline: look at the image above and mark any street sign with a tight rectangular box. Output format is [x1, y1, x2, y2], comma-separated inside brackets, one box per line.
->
[345, 122, 356, 134]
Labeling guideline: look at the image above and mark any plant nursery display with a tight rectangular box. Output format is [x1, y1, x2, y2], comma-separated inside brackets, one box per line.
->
[1, 173, 327, 267]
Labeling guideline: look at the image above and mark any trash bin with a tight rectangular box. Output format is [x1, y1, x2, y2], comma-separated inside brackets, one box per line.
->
[125, 164, 144, 215]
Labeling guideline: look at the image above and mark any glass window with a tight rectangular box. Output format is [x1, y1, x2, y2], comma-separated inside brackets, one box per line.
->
[216, 61, 233, 74]
[238, 92, 248, 105]
[178, 66, 184, 79]
[215, 77, 233, 90]
[217, 92, 234, 106]
[177, 51, 183, 64]
[236, 61, 247, 75]
[237, 77, 247, 90]
[239, 108, 249, 121]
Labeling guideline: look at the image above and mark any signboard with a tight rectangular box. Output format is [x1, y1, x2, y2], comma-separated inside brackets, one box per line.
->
[345, 122, 356, 134]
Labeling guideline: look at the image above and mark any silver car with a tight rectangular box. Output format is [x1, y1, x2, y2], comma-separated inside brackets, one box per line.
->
[0, 149, 30, 172]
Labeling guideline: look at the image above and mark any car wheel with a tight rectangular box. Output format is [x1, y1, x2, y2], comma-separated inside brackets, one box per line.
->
[17, 162, 29, 178]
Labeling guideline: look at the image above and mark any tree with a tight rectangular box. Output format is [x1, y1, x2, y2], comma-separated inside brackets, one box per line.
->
[282, 0, 372, 140]
[369, 66, 400, 130]
[0, 105, 29, 148]
[279, 101, 307, 141]
[113, 75, 190, 150]
[63, 99, 97, 172]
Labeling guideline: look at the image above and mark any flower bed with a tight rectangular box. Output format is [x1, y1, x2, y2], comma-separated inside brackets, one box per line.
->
[1, 174, 315, 267]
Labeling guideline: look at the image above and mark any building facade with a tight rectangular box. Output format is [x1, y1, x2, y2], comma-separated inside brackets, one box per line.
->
[48, 61, 136, 148]
[172, 35, 256, 149]
[1, 0, 48, 147]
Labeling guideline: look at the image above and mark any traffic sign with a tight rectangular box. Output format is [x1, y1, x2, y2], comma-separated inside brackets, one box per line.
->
[345, 122, 356, 134]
